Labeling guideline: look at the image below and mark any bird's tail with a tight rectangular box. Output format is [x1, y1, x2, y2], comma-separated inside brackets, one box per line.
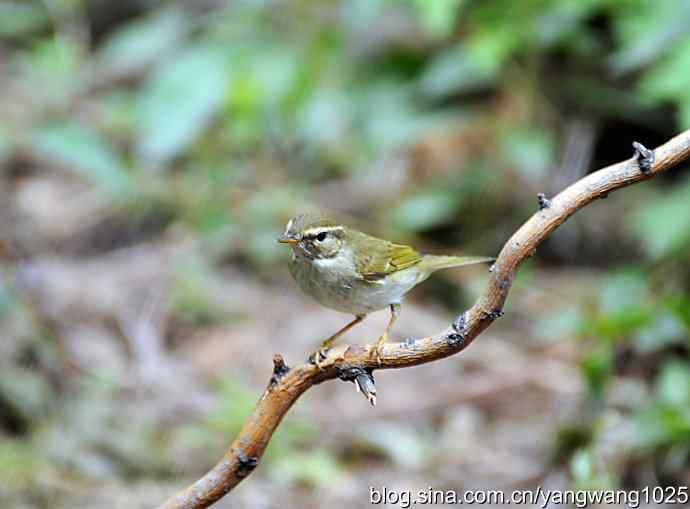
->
[419, 255, 495, 273]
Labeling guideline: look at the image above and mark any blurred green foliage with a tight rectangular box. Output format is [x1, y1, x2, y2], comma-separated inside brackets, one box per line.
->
[1, 0, 690, 503]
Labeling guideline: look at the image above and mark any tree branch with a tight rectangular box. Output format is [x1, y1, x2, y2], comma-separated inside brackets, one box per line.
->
[159, 131, 690, 509]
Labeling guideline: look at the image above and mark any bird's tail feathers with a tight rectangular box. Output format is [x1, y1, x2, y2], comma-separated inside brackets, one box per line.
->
[420, 254, 494, 272]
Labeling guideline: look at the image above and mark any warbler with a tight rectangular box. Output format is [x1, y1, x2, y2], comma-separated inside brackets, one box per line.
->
[278, 213, 493, 366]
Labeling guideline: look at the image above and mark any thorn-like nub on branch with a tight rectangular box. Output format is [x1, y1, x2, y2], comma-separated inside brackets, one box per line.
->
[337, 366, 377, 406]
[270, 354, 290, 387]
[537, 193, 551, 210]
[235, 451, 259, 478]
[453, 312, 468, 333]
[446, 332, 465, 347]
[633, 141, 655, 173]
[448, 312, 468, 347]
[480, 308, 505, 321]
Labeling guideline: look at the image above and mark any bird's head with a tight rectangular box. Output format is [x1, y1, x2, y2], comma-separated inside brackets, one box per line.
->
[278, 213, 346, 260]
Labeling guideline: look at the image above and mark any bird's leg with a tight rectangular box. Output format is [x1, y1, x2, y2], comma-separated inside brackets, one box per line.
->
[310, 315, 365, 369]
[373, 303, 400, 363]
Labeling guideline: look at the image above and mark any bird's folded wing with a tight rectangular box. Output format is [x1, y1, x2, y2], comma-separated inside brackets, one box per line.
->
[354, 232, 423, 281]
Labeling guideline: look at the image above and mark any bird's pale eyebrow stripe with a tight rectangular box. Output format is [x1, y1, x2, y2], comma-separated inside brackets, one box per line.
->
[284, 219, 294, 234]
[302, 226, 344, 236]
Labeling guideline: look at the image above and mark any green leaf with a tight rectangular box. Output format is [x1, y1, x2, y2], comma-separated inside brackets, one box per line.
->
[656, 361, 690, 407]
[19, 36, 83, 105]
[0, 1, 48, 37]
[391, 189, 459, 231]
[635, 405, 690, 448]
[630, 179, 690, 258]
[665, 295, 690, 329]
[680, 97, 690, 129]
[585, 272, 655, 340]
[0, 124, 13, 164]
[410, 0, 466, 39]
[466, 26, 519, 73]
[533, 1, 601, 49]
[31, 121, 130, 193]
[611, 0, 690, 74]
[360, 424, 428, 468]
[270, 449, 340, 487]
[0, 367, 53, 423]
[580, 346, 613, 400]
[500, 127, 555, 180]
[360, 81, 452, 150]
[0, 440, 40, 484]
[570, 447, 616, 490]
[419, 43, 497, 98]
[170, 257, 228, 327]
[635, 312, 689, 353]
[570, 448, 594, 485]
[206, 377, 256, 434]
[0, 280, 12, 320]
[639, 36, 690, 109]
[588, 308, 654, 341]
[599, 271, 649, 314]
[537, 308, 583, 342]
[98, 8, 186, 75]
[136, 45, 230, 166]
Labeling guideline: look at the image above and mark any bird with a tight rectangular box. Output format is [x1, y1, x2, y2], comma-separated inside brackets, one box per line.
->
[278, 213, 493, 367]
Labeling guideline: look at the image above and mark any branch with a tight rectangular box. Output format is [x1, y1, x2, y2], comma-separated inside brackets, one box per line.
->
[159, 131, 690, 509]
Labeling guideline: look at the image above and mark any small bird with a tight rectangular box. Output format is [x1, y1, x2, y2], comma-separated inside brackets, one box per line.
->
[278, 213, 493, 366]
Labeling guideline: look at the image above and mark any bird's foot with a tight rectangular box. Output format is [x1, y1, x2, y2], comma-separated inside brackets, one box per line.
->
[371, 333, 388, 364]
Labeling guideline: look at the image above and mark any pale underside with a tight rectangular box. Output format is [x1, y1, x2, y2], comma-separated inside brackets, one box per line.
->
[288, 246, 427, 316]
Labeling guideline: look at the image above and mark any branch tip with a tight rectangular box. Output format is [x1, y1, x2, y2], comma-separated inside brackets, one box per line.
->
[355, 374, 377, 406]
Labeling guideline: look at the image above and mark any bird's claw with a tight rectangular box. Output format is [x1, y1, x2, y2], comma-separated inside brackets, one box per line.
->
[309, 347, 329, 369]
[371, 334, 387, 364]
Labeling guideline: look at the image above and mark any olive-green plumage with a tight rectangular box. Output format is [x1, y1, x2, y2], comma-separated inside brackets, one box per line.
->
[278, 213, 493, 364]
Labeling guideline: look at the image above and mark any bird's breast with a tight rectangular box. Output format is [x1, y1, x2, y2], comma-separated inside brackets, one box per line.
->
[288, 253, 421, 315]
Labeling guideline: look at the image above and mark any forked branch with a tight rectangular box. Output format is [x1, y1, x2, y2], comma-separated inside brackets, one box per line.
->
[159, 130, 690, 509]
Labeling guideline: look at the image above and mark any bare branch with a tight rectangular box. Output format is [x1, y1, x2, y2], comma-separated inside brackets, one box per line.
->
[159, 132, 690, 509]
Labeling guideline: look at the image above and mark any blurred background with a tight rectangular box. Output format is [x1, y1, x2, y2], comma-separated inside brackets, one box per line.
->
[1, 0, 690, 507]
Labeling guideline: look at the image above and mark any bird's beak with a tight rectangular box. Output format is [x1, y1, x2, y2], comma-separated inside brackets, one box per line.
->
[277, 234, 300, 245]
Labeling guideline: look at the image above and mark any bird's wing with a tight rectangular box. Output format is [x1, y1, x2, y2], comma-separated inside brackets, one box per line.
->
[353, 232, 423, 281]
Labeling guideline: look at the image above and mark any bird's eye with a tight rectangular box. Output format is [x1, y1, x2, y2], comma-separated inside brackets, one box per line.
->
[316, 232, 327, 242]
